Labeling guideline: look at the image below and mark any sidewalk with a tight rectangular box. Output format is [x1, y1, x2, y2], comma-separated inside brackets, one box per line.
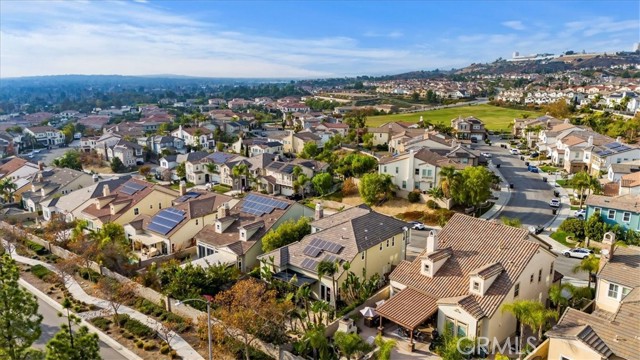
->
[3, 240, 204, 360]
[536, 173, 571, 252]
[481, 161, 512, 220]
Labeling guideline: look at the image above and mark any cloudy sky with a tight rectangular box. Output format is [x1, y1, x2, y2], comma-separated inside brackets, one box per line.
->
[1, 0, 638, 78]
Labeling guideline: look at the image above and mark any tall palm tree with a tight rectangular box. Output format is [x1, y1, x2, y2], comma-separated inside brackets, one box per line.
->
[530, 306, 558, 344]
[296, 284, 313, 325]
[548, 283, 574, 312]
[232, 163, 249, 192]
[0, 178, 17, 203]
[501, 300, 540, 360]
[569, 171, 591, 209]
[587, 175, 602, 196]
[303, 325, 330, 360]
[374, 334, 397, 360]
[438, 166, 458, 199]
[317, 260, 339, 308]
[572, 254, 599, 289]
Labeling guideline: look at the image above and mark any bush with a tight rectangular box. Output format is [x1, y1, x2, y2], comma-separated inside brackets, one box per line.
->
[407, 191, 420, 203]
[160, 345, 171, 354]
[31, 264, 53, 279]
[426, 199, 439, 209]
[122, 331, 135, 340]
[27, 241, 47, 255]
[78, 267, 101, 282]
[559, 218, 585, 239]
[123, 317, 155, 338]
[92, 317, 112, 331]
[342, 177, 358, 196]
[423, 209, 455, 226]
[136, 340, 144, 348]
[143, 341, 157, 351]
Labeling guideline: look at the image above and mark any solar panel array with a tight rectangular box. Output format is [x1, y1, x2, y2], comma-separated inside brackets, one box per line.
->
[302, 238, 344, 258]
[596, 142, 632, 157]
[120, 182, 146, 195]
[175, 192, 200, 203]
[301, 258, 319, 271]
[241, 194, 289, 216]
[146, 208, 186, 235]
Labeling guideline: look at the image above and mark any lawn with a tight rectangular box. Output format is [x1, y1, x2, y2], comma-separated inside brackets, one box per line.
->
[550, 231, 573, 246]
[539, 165, 560, 173]
[366, 104, 542, 131]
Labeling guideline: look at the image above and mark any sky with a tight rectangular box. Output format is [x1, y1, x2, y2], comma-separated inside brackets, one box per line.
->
[1, 0, 639, 79]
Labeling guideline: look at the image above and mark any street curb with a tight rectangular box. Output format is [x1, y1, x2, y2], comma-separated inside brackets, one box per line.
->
[19, 278, 143, 360]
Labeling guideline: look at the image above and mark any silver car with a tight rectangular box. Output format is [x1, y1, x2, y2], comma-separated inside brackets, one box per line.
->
[562, 248, 594, 259]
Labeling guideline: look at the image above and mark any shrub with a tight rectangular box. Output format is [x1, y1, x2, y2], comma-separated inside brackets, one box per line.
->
[78, 268, 101, 282]
[426, 199, 439, 209]
[123, 317, 155, 338]
[136, 340, 144, 349]
[342, 177, 358, 196]
[160, 345, 171, 354]
[169, 350, 178, 359]
[559, 218, 585, 239]
[122, 331, 135, 340]
[92, 317, 112, 331]
[31, 264, 53, 279]
[27, 241, 47, 255]
[407, 191, 420, 203]
[143, 341, 157, 351]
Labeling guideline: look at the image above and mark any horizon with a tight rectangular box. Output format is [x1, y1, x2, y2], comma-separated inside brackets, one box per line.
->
[1, 0, 639, 79]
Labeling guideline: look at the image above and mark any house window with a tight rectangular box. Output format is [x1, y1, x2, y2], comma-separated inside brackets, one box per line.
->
[196, 219, 199, 225]
[415, 169, 419, 175]
[402, 181, 406, 189]
[608, 283, 619, 299]
[422, 169, 427, 176]
[379, 243, 383, 251]
[456, 322, 468, 337]
[538, 269, 542, 282]
[395, 167, 398, 174]
[134, 208, 139, 215]
[150, 204, 153, 209]
[623, 212, 631, 222]
[530, 274, 534, 283]
[392, 237, 395, 246]
[622, 287, 631, 298]
[383, 166, 387, 172]
[427, 169, 432, 176]
[159, 203, 162, 209]
[514, 283, 520, 298]
[608, 210, 616, 219]
[361, 252, 365, 260]
[386, 239, 389, 247]
[473, 282, 480, 291]
[320, 284, 331, 303]
[444, 317, 455, 336]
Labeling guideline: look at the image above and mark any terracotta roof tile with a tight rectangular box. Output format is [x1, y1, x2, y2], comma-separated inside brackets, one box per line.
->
[376, 288, 438, 329]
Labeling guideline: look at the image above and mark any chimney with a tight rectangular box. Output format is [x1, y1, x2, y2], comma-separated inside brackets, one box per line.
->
[564, 119, 569, 124]
[314, 203, 324, 220]
[426, 230, 438, 253]
[616, 136, 622, 143]
[38, 161, 44, 171]
[92, 174, 99, 183]
[102, 184, 110, 197]
[587, 136, 593, 146]
[179, 181, 186, 196]
[218, 202, 230, 219]
[599, 232, 616, 271]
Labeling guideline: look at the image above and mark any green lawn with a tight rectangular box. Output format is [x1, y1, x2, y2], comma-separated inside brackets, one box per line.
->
[366, 104, 542, 131]
[550, 231, 573, 246]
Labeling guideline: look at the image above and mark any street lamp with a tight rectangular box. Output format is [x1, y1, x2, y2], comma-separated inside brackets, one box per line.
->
[176, 295, 214, 360]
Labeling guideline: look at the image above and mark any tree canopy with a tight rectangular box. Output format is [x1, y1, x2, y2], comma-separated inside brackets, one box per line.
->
[262, 217, 311, 252]
[311, 173, 333, 196]
[449, 166, 495, 207]
[359, 173, 394, 206]
[53, 151, 82, 171]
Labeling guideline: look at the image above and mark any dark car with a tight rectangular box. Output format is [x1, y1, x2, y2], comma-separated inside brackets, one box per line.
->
[530, 152, 539, 158]
[286, 194, 302, 201]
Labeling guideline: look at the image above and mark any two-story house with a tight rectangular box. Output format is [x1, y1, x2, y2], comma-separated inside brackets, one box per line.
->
[172, 125, 215, 150]
[260, 204, 410, 306]
[193, 193, 308, 272]
[282, 130, 322, 155]
[21, 167, 95, 213]
[146, 135, 186, 155]
[377, 214, 556, 350]
[183, 151, 214, 185]
[585, 194, 640, 232]
[125, 191, 239, 258]
[0, 158, 39, 182]
[23, 126, 65, 146]
[108, 140, 144, 167]
[451, 116, 487, 142]
[260, 158, 328, 196]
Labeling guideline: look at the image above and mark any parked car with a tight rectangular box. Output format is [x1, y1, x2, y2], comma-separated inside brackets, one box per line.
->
[549, 198, 561, 208]
[529, 152, 539, 158]
[412, 223, 428, 231]
[509, 148, 520, 155]
[574, 209, 586, 219]
[528, 225, 545, 235]
[480, 152, 492, 158]
[562, 248, 594, 259]
[471, 138, 478, 143]
[528, 165, 539, 173]
[286, 194, 302, 201]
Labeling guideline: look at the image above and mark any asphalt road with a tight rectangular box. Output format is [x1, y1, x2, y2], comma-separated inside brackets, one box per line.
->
[477, 143, 556, 228]
[33, 297, 128, 360]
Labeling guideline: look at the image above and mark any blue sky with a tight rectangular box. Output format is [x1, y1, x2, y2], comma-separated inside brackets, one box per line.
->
[1, 0, 638, 78]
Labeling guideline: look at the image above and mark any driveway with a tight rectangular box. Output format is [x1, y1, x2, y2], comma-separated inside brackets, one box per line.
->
[476, 143, 555, 228]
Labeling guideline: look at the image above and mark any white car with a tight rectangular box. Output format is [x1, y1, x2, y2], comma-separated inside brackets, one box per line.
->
[481, 152, 492, 158]
[574, 209, 586, 218]
[549, 199, 561, 208]
[562, 248, 594, 259]
[412, 223, 428, 231]
[510, 148, 520, 155]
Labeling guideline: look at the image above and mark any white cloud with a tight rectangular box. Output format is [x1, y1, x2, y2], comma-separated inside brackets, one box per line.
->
[363, 30, 404, 38]
[502, 20, 525, 31]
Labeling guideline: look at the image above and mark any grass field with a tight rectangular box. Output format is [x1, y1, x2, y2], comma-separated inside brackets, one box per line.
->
[366, 104, 542, 131]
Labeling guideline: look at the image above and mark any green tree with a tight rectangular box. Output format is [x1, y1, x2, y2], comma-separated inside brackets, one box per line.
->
[585, 214, 607, 243]
[232, 163, 250, 192]
[262, 217, 311, 252]
[109, 157, 125, 173]
[359, 173, 395, 206]
[0, 178, 18, 203]
[544, 99, 572, 119]
[53, 151, 83, 171]
[176, 162, 186, 179]
[411, 92, 420, 102]
[300, 142, 319, 159]
[362, 132, 374, 149]
[548, 283, 573, 313]
[569, 171, 591, 209]
[572, 255, 599, 289]
[501, 300, 541, 360]
[438, 166, 458, 199]
[530, 307, 558, 345]
[300, 325, 330, 360]
[374, 334, 396, 360]
[558, 218, 585, 239]
[434, 333, 474, 360]
[317, 260, 339, 306]
[451, 166, 494, 207]
[0, 253, 43, 360]
[61, 123, 76, 144]
[333, 331, 371, 360]
[311, 173, 333, 196]
[45, 305, 101, 360]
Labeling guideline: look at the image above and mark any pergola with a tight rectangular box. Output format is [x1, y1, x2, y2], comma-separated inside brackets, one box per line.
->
[375, 288, 438, 350]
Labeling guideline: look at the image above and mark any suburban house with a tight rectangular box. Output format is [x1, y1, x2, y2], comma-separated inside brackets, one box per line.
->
[606, 160, 640, 183]
[0, 158, 39, 182]
[259, 158, 328, 196]
[146, 135, 186, 155]
[589, 141, 640, 177]
[41, 176, 131, 222]
[23, 126, 65, 146]
[537, 233, 639, 360]
[376, 214, 556, 348]
[78, 179, 179, 231]
[183, 151, 214, 185]
[378, 147, 464, 194]
[193, 193, 309, 272]
[21, 167, 95, 213]
[451, 116, 487, 141]
[125, 191, 239, 258]
[107, 140, 144, 167]
[394, 131, 453, 154]
[315, 122, 349, 136]
[249, 141, 283, 157]
[618, 171, 640, 195]
[367, 122, 415, 147]
[172, 125, 215, 150]
[584, 194, 640, 232]
[203, 152, 242, 184]
[536, 121, 578, 152]
[94, 133, 123, 160]
[259, 204, 410, 306]
[283, 130, 322, 155]
[512, 115, 563, 147]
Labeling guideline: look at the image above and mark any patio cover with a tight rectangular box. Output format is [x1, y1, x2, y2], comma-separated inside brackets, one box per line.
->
[133, 233, 165, 247]
[376, 288, 438, 330]
[273, 269, 317, 287]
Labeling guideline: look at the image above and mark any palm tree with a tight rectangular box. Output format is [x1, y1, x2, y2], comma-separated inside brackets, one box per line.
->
[501, 300, 540, 360]
[587, 175, 602, 196]
[317, 260, 339, 308]
[0, 178, 17, 203]
[572, 254, 599, 289]
[548, 283, 574, 312]
[438, 166, 458, 199]
[232, 163, 249, 192]
[296, 284, 313, 325]
[530, 306, 558, 344]
[569, 171, 591, 209]
[374, 334, 397, 360]
[334, 331, 371, 360]
[302, 325, 330, 360]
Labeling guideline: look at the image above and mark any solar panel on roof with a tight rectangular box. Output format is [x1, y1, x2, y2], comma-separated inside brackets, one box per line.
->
[147, 208, 185, 235]
[301, 258, 318, 271]
[121, 182, 146, 195]
[303, 246, 322, 257]
[241, 194, 289, 216]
